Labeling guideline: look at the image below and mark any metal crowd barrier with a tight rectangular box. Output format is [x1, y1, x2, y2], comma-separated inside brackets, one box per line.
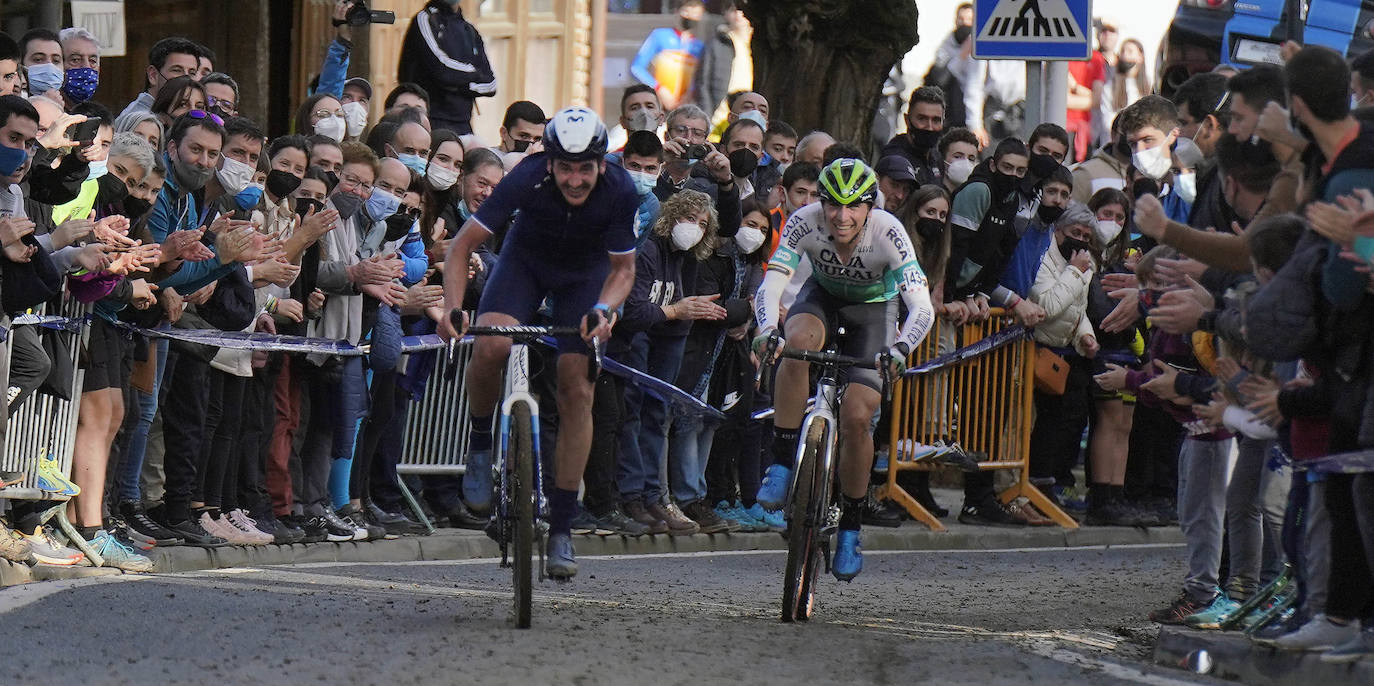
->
[395, 340, 475, 530]
[881, 309, 1077, 531]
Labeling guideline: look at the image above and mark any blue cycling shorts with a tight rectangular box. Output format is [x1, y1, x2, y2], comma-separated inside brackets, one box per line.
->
[477, 248, 609, 354]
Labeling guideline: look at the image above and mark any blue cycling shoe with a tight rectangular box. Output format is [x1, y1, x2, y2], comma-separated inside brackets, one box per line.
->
[545, 532, 578, 580]
[462, 448, 492, 514]
[832, 529, 863, 582]
[756, 464, 792, 512]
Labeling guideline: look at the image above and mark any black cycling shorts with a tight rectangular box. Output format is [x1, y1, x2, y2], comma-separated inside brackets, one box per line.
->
[785, 278, 895, 392]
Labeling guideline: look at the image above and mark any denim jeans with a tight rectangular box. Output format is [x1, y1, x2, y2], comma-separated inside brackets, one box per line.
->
[615, 332, 685, 505]
[668, 412, 716, 504]
[1177, 437, 1235, 602]
[117, 335, 168, 503]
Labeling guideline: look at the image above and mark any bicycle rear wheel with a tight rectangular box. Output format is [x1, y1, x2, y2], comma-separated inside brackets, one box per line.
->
[781, 421, 826, 623]
[511, 403, 534, 629]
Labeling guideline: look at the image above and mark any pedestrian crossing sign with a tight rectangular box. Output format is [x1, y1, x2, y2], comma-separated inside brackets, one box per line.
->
[973, 0, 1093, 61]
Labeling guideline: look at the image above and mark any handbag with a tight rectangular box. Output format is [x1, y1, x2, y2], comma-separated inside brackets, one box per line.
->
[1034, 347, 1069, 396]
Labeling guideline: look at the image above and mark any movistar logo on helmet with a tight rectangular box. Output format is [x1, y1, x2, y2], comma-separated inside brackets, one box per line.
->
[819, 158, 877, 206]
[549, 106, 607, 158]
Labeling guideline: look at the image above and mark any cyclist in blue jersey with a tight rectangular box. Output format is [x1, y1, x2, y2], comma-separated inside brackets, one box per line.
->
[439, 107, 638, 579]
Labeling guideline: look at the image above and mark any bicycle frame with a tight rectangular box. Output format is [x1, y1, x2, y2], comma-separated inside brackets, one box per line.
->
[787, 369, 841, 532]
[492, 342, 547, 565]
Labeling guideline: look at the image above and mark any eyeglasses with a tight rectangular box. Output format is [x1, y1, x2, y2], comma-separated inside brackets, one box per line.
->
[186, 109, 225, 126]
[338, 172, 372, 195]
[314, 109, 345, 120]
[208, 95, 237, 114]
[669, 124, 708, 140]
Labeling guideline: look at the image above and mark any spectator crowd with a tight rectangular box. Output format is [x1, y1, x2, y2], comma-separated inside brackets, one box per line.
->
[0, 0, 1371, 662]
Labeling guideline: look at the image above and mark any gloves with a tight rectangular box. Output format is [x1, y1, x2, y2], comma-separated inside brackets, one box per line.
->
[878, 342, 910, 376]
[752, 329, 782, 357]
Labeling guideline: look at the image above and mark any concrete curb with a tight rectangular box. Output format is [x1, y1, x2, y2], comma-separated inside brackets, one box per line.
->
[1152, 625, 1374, 685]
[0, 522, 1182, 588]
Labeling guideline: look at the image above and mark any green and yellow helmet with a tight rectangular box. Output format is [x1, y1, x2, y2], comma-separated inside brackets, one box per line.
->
[818, 158, 879, 206]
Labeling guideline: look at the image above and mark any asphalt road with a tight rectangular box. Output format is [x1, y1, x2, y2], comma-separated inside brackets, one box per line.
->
[0, 544, 1226, 685]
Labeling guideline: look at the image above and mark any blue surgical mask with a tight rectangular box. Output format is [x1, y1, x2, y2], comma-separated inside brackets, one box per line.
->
[234, 183, 264, 210]
[397, 152, 427, 176]
[364, 187, 402, 222]
[61, 67, 99, 103]
[26, 63, 64, 96]
[457, 198, 473, 222]
[0, 144, 28, 177]
[86, 158, 108, 181]
[628, 169, 658, 197]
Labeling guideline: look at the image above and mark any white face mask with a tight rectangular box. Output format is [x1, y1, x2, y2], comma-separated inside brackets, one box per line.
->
[426, 163, 458, 192]
[1095, 219, 1123, 245]
[735, 226, 765, 254]
[343, 101, 370, 138]
[216, 155, 255, 195]
[671, 220, 704, 251]
[1175, 171, 1197, 204]
[314, 116, 346, 143]
[1131, 140, 1173, 181]
[628, 169, 658, 197]
[947, 158, 975, 185]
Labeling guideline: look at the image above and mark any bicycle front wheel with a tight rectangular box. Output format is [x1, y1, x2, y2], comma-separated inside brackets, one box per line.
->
[511, 403, 534, 629]
[781, 421, 826, 623]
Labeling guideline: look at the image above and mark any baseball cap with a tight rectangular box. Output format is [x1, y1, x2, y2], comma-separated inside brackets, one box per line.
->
[344, 77, 373, 101]
[875, 155, 918, 184]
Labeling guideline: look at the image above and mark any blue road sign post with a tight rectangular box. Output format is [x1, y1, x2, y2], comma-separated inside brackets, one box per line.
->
[973, 0, 1093, 61]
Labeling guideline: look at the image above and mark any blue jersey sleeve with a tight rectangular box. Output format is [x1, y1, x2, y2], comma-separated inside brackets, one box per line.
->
[604, 170, 639, 255]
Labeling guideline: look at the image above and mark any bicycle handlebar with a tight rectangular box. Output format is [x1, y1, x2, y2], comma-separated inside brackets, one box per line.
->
[446, 310, 602, 381]
[756, 333, 894, 403]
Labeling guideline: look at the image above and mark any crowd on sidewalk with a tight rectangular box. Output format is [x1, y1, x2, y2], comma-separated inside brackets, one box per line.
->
[0, 0, 1370, 664]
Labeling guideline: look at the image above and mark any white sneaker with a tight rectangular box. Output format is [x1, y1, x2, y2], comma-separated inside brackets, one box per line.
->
[1273, 614, 1360, 652]
[227, 510, 275, 545]
[200, 512, 249, 545]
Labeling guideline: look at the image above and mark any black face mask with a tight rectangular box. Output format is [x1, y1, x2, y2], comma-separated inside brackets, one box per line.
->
[1037, 203, 1065, 225]
[1132, 176, 1160, 201]
[510, 139, 532, 154]
[908, 128, 940, 151]
[322, 170, 340, 191]
[953, 25, 972, 44]
[266, 169, 303, 199]
[1059, 236, 1093, 263]
[294, 197, 324, 218]
[384, 213, 413, 242]
[728, 148, 759, 178]
[1028, 153, 1060, 180]
[1117, 60, 1137, 75]
[680, 17, 699, 32]
[122, 196, 152, 220]
[96, 172, 129, 205]
[331, 191, 362, 220]
[913, 216, 945, 243]
[989, 169, 1019, 199]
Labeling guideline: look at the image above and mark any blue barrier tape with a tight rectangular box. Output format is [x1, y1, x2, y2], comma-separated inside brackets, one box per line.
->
[902, 325, 1031, 377]
[1293, 450, 1374, 475]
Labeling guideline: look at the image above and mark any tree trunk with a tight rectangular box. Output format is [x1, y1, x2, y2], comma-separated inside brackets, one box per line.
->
[740, 0, 919, 156]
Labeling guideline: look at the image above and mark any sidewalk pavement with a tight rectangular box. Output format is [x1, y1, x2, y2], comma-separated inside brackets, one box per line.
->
[1153, 626, 1374, 685]
[0, 509, 1182, 588]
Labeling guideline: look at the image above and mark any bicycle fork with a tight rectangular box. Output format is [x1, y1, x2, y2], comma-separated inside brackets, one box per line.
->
[786, 380, 841, 573]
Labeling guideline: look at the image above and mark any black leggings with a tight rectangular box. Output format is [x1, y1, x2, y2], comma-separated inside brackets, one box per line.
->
[1323, 472, 1374, 621]
[203, 370, 249, 512]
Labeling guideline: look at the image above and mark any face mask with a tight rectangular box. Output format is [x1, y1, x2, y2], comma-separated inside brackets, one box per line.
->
[735, 226, 765, 254]
[61, 67, 99, 103]
[1116, 60, 1137, 75]
[266, 169, 303, 199]
[1037, 203, 1065, 224]
[990, 169, 1018, 198]
[627, 109, 659, 132]
[397, 152, 428, 176]
[671, 220, 704, 251]
[946, 158, 975, 185]
[96, 171, 128, 204]
[343, 101, 369, 138]
[1059, 236, 1093, 263]
[1131, 141, 1173, 181]
[953, 25, 972, 43]
[680, 17, 699, 32]
[234, 183, 264, 210]
[384, 213, 414, 242]
[364, 186, 402, 223]
[1095, 218, 1123, 245]
[86, 158, 108, 181]
[323, 170, 340, 190]
[216, 155, 255, 195]
[628, 169, 658, 197]
[1175, 171, 1197, 204]
[737, 110, 767, 130]
[1028, 152, 1059, 180]
[314, 116, 346, 143]
[294, 197, 324, 218]
[331, 190, 363, 220]
[728, 148, 759, 178]
[26, 63, 64, 96]
[0, 145, 28, 178]
[510, 139, 532, 154]
[777, 161, 791, 176]
[123, 196, 151, 219]
[908, 128, 940, 150]
[457, 198, 474, 222]
[171, 148, 215, 191]
[426, 163, 459, 192]
[914, 216, 945, 242]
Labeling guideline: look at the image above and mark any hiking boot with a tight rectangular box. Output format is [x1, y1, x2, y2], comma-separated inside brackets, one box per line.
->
[957, 499, 1024, 527]
[462, 448, 493, 514]
[681, 499, 736, 534]
[756, 464, 792, 511]
[119, 501, 183, 546]
[1273, 614, 1360, 652]
[166, 518, 229, 548]
[594, 507, 650, 537]
[545, 532, 577, 580]
[0, 522, 33, 564]
[623, 500, 669, 534]
[648, 501, 700, 536]
[861, 488, 902, 528]
[832, 529, 863, 581]
[86, 529, 155, 573]
[23, 526, 83, 565]
[1149, 592, 1215, 625]
[1184, 593, 1243, 630]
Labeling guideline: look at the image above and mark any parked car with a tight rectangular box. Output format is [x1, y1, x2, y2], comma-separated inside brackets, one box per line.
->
[1158, 0, 1374, 96]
